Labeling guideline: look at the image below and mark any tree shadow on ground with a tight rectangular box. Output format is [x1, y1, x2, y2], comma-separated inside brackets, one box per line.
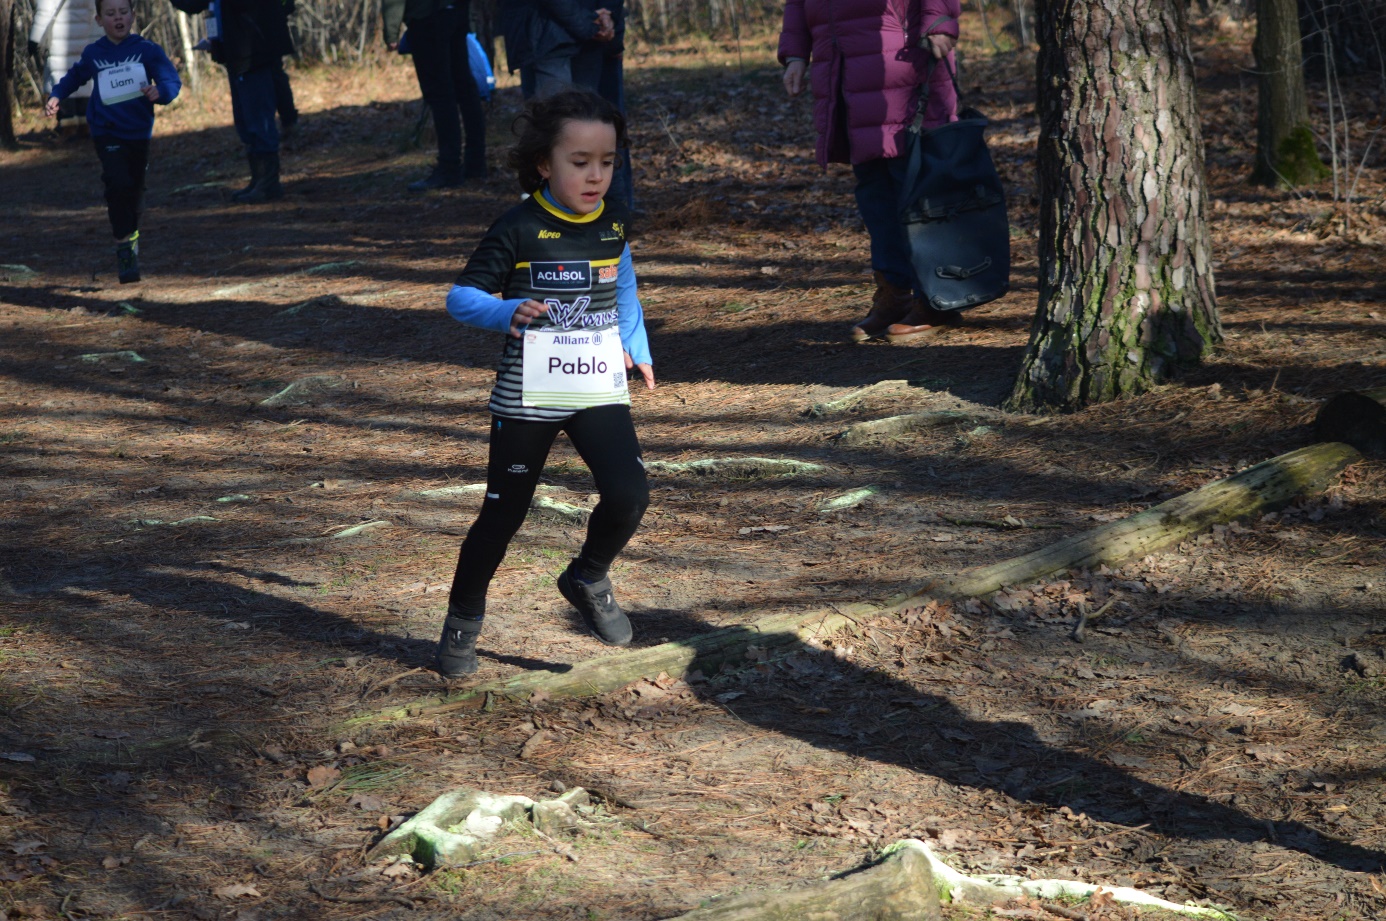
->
[488, 594, 1386, 878]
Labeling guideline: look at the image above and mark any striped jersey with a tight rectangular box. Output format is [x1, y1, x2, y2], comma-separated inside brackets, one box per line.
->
[456, 194, 634, 422]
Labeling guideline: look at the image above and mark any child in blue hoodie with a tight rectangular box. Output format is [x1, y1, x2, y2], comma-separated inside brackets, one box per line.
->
[44, 0, 181, 283]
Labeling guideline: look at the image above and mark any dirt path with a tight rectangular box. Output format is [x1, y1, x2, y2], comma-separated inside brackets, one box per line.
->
[2, 21, 1385, 921]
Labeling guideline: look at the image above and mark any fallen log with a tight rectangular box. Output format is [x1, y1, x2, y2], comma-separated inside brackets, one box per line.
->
[1314, 386, 1386, 457]
[666, 838, 941, 921]
[343, 442, 1359, 729]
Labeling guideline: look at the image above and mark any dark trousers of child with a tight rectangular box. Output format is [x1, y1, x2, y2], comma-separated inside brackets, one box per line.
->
[447, 404, 649, 619]
[408, 3, 487, 175]
[93, 136, 150, 239]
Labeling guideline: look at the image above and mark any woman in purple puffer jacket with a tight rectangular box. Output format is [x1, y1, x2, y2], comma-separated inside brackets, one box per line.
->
[780, 0, 961, 343]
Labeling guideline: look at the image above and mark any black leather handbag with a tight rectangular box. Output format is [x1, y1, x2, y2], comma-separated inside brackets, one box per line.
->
[898, 59, 1010, 312]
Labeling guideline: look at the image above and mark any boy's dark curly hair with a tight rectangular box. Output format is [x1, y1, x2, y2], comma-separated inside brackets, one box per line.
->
[507, 89, 628, 194]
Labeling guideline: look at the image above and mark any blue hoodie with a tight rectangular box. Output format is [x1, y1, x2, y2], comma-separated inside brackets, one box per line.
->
[50, 34, 181, 141]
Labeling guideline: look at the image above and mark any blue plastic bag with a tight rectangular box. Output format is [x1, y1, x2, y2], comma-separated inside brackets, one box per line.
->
[467, 33, 495, 101]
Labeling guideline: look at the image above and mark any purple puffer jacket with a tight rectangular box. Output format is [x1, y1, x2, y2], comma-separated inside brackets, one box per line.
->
[779, 0, 961, 167]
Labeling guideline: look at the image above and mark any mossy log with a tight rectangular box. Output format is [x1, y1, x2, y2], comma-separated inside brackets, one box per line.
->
[344, 442, 1358, 729]
[913, 442, 1361, 602]
[667, 839, 940, 921]
[1314, 386, 1386, 457]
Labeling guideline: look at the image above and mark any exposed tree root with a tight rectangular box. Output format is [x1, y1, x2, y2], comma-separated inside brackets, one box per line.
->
[663, 840, 1234, 920]
[803, 379, 913, 418]
[666, 837, 941, 920]
[835, 411, 983, 445]
[646, 457, 826, 478]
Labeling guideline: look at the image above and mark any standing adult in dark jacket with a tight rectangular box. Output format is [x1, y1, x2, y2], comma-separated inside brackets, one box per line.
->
[501, 1, 629, 204]
[382, 0, 486, 191]
[169, 0, 294, 203]
[501, 0, 613, 99]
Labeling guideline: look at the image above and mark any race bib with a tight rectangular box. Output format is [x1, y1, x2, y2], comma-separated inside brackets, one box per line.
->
[97, 62, 148, 105]
[521, 327, 628, 409]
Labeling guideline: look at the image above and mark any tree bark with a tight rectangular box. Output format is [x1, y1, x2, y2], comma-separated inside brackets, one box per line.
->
[1008, 0, 1220, 412]
[1, 0, 19, 151]
[1251, 0, 1327, 186]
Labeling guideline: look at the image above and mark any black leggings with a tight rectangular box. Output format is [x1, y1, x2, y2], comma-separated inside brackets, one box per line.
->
[93, 136, 149, 240]
[447, 404, 649, 618]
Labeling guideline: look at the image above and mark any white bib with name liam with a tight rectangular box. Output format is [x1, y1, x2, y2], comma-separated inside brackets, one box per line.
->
[521, 327, 628, 409]
[97, 62, 148, 105]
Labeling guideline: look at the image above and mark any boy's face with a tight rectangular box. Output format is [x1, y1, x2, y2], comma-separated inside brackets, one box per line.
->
[96, 0, 135, 42]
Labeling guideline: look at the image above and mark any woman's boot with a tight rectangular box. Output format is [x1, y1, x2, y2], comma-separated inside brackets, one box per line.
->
[850, 272, 914, 343]
[886, 297, 961, 343]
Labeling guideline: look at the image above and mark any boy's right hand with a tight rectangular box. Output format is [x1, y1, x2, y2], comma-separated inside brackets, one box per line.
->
[43, 97, 59, 118]
[509, 299, 548, 338]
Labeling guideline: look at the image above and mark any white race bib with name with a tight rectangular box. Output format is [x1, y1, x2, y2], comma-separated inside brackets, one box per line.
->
[97, 62, 148, 105]
[522, 327, 628, 409]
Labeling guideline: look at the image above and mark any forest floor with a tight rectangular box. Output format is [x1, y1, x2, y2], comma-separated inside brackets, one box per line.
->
[2, 15, 1386, 921]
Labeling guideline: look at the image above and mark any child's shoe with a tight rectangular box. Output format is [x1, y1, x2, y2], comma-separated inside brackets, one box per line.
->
[436, 614, 483, 678]
[115, 232, 140, 284]
[557, 561, 632, 647]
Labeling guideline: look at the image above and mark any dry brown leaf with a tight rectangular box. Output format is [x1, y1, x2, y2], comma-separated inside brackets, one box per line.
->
[213, 883, 261, 899]
[347, 792, 386, 812]
[520, 731, 549, 759]
[306, 765, 340, 788]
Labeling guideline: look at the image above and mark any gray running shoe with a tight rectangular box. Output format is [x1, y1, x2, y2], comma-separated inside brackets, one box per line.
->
[436, 615, 483, 678]
[557, 562, 632, 646]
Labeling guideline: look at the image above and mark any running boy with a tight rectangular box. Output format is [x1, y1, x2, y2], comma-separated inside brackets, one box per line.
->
[437, 89, 655, 678]
[44, 0, 181, 284]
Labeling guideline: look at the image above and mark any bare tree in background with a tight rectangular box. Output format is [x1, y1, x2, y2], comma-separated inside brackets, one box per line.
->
[1251, 0, 1327, 186]
[2, 0, 17, 149]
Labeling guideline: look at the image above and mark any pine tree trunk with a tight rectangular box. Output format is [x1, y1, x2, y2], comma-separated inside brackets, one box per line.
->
[1008, 0, 1220, 412]
[1251, 0, 1326, 186]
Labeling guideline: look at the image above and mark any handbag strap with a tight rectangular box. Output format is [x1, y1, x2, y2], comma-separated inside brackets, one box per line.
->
[912, 55, 963, 132]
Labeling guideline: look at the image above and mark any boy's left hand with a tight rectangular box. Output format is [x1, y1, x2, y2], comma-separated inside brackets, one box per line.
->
[624, 352, 655, 390]
[142, 83, 160, 102]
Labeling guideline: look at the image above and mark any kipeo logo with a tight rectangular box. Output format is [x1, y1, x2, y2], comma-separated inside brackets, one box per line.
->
[530, 261, 591, 291]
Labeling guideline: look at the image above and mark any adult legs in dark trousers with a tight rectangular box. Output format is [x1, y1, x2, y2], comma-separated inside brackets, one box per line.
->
[407, 3, 487, 192]
[229, 66, 283, 203]
[530, 47, 633, 208]
[598, 54, 633, 209]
